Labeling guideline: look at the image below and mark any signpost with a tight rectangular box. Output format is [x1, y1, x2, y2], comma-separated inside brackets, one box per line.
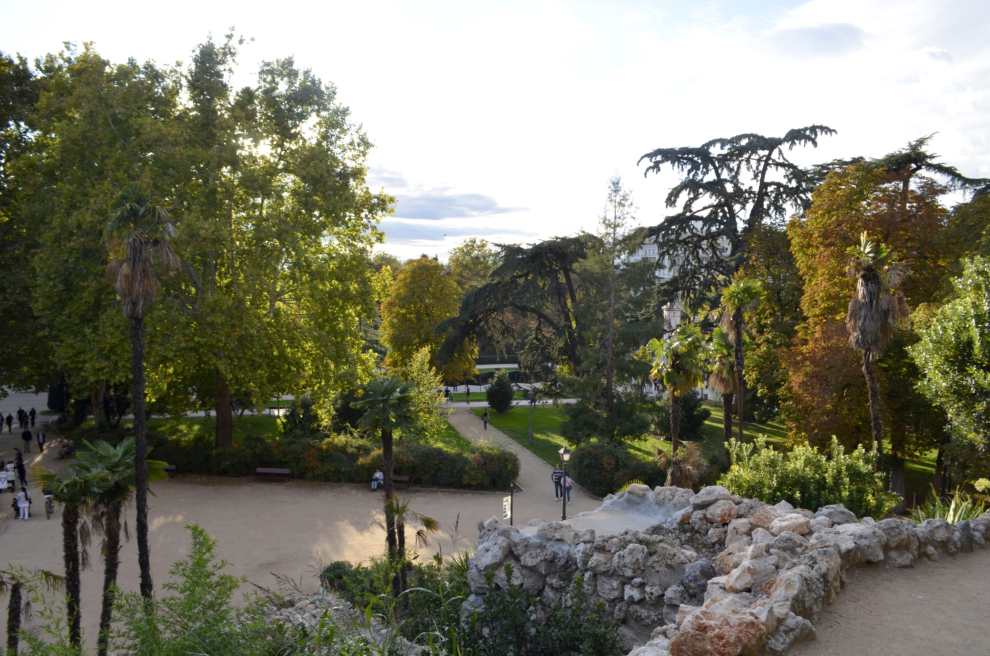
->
[503, 482, 515, 525]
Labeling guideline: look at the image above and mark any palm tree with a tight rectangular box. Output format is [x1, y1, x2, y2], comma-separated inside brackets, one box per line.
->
[1, 567, 62, 656]
[32, 465, 103, 650]
[719, 278, 765, 443]
[708, 327, 737, 465]
[75, 438, 168, 656]
[381, 494, 439, 597]
[105, 183, 179, 600]
[846, 232, 909, 475]
[647, 323, 707, 486]
[351, 375, 415, 597]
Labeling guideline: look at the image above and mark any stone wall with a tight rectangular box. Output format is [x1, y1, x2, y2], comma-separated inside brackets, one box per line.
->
[465, 484, 990, 656]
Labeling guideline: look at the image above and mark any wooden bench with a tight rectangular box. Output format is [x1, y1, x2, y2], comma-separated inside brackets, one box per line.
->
[255, 467, 292, 482]
[393, 475, 410, 490]
[162, 465, 177, 478]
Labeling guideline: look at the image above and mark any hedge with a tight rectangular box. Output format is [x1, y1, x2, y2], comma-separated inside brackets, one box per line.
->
[71, 425, 519, 491]
[570, 443, 664, 497]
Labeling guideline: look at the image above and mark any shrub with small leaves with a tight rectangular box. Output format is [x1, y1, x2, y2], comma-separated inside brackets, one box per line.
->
[718, 436, 900, 519]
[486, 370, 516, 414]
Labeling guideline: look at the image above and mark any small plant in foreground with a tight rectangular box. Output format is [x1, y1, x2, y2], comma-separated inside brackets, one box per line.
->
[912, 486, 988, 524]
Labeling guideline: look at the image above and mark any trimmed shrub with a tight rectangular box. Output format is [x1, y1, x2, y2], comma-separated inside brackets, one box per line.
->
[649, 390, 711, 440]
[486, 370, 515, 413]
[571, 444, 662, 497]
[718, 436, 900, 518]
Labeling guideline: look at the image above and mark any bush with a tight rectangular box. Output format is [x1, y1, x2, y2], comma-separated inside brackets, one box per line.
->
[570, 444, 662, 497]
[650, 391, 711, 440]
[718, 436, 900, 518]
[912, 486, 988, 524]
[486, 370, 515, 413]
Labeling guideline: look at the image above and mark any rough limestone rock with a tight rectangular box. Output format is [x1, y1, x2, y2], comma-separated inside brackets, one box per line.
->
[588, 551, 614, 574]
[473, 535, 511, 571]
[806, 528, 860, 569]
[764, 611, 817, 655]
[815, 504, 858, 525]
[689, 485, 730, 507]
[625, 583, 646, 603]
[617, 544, 650, 577]
[705, 499, 738, 525]
[537, 521, 577, 544]
[669, 608, 766, 656]
[682, 559, 717, 597]
[770, 565, 825, 623]
[809, 516, 832, 531]
[598, 575, 624, 599]
[770, 531, 810, 565]
[664, 584, 689, 606]
[748, 506, 781, 530]
[653, 486, 695, 511]
[725, 558, 776, 593]
[704, 591, 755, 613]
[751, 527, 774, 545]
[626, 483, 653, 498]
[734, 499, 765, 518]
[835, 523, 886, 563]
[716, 542, 750, 575]
[876, 518, 909, 550]
[798, 547, 841, 603]
[770, 513, 812, 536]
[725, 518, 753, 548]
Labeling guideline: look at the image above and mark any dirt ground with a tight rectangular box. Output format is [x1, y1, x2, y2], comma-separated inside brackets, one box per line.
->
[791, 550, 990, 656]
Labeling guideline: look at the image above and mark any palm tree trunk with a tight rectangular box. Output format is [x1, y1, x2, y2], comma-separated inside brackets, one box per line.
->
[889, 424, 907, 507]
[215, 374, 233, 449]
[734, 310, 745, 443]
[933, 432, 949, 495]
[130, 315, 153, 600]
[7, 580, 21, 656]
[97, 507, 122, 656]
[722, 392, 734, 466]
[670, 392, 680, 457]
[861, 355, 885, 470]
[62, 505, 82, 649]
[397, 518, 408, 599]
[381, 430, 400, 598]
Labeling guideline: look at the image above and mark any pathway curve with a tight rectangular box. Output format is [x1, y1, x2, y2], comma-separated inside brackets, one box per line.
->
[446, 408, 599, 523]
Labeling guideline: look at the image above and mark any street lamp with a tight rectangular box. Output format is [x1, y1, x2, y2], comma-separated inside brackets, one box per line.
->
[527, 389, 535, 445]
[559, 445, 571, 521]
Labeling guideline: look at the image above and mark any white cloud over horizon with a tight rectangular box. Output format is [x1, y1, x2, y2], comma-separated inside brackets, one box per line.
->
[3, 0, 988, 260]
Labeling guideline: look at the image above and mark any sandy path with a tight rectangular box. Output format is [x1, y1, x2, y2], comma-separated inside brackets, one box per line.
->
[791, 551, 990, 656]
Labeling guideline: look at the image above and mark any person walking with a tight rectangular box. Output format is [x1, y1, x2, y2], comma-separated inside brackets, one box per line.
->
[4, 413, 11, 433]
[15, 486, 30, 520]
[29, 407, 36, 427]
[21, 428, 32, 453]
[481, 409, 490, 431]
[465, 387, 471, 405]
[563, 473, 573, 503]
[37, 430, 46, 453]
[14, 452, 27, 488]
[551, 465, 564, 501]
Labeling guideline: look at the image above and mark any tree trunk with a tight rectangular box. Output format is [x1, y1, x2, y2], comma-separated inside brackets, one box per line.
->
[397, 518, 408, 599]
[381, 430, 400, 598]
[606, 263, 616, 417]
[130, 316, 153, 600]
[91, 380, 108, 426]
[97, 506, 122, 656]
[722, 392, 734, 466]
[734, 309, 745, 443]
[932, 432, 950, 496]
[6, 580, 21, 656]
[889, 423, 907, 507]
[215, 374, 233, 449]
[670, 392, 680, 457]
[62, 505, 82, 649]
[861, 355, 885, 471]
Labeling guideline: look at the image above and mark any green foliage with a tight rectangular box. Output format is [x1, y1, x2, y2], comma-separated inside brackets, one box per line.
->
[719, 436, 900, 518]
[649, 392, 712, 441]
[912, 486, 987, 524]
[449, 237, 500, 294]
[570, 444, 663, 497]
[110, 525, 278, 655]
[486, 370, 515, 414]
[459, 567, 623, 656]
[911, 256, 990, 482]
[394, 347, 450, 441]
[647, 323, 708, 397]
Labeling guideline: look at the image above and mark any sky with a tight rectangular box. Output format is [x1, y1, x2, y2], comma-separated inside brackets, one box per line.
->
[2, 0, 988, 260]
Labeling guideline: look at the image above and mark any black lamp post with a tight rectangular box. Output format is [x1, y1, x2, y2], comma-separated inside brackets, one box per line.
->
[527, 389, 535, 445]
[559, 445, 571, 521]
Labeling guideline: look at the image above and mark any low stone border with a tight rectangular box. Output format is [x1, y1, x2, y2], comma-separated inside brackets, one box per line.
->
[464, 484, 990, 656]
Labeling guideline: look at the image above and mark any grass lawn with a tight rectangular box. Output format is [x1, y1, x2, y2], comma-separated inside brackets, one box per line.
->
[141, 415, 283, 445]
[472, 405, 570, 466]
[449, 390, 527, 402]
[429, 421, 474, 451]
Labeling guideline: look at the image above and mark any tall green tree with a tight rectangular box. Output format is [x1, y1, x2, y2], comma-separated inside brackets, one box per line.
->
[638, 126, 836, 315]
[845, 233, 909, 474]
[911, 257, 990, 483]
[351, 376, 415, 597]
[105, 183, 180, 601]
[719, 278, 764, 442]
[381, 256, 474, 381]
[647, 323, 707, 485]
[449, 237, 499, 295]
[708, 327, 736, 462]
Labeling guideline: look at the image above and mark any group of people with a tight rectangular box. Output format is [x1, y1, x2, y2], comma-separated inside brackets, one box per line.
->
[551, 465, 572, 502]
[1, 449, 31, 519]
[5, 407, 36, 432]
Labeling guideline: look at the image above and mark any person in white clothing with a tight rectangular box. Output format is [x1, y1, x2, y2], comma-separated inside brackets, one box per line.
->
[16, 486, 30, 520]
[371, 469, 384, 491]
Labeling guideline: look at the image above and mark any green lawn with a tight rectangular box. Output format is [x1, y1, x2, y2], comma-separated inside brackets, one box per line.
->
[472, 405, 571, 466]
[428, 421, 474, 451]
[449, 390, 527, 402]
[141, 415, 283, 445]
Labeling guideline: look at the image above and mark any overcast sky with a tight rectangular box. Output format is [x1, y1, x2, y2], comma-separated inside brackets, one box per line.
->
[3, 0, 988, 260]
